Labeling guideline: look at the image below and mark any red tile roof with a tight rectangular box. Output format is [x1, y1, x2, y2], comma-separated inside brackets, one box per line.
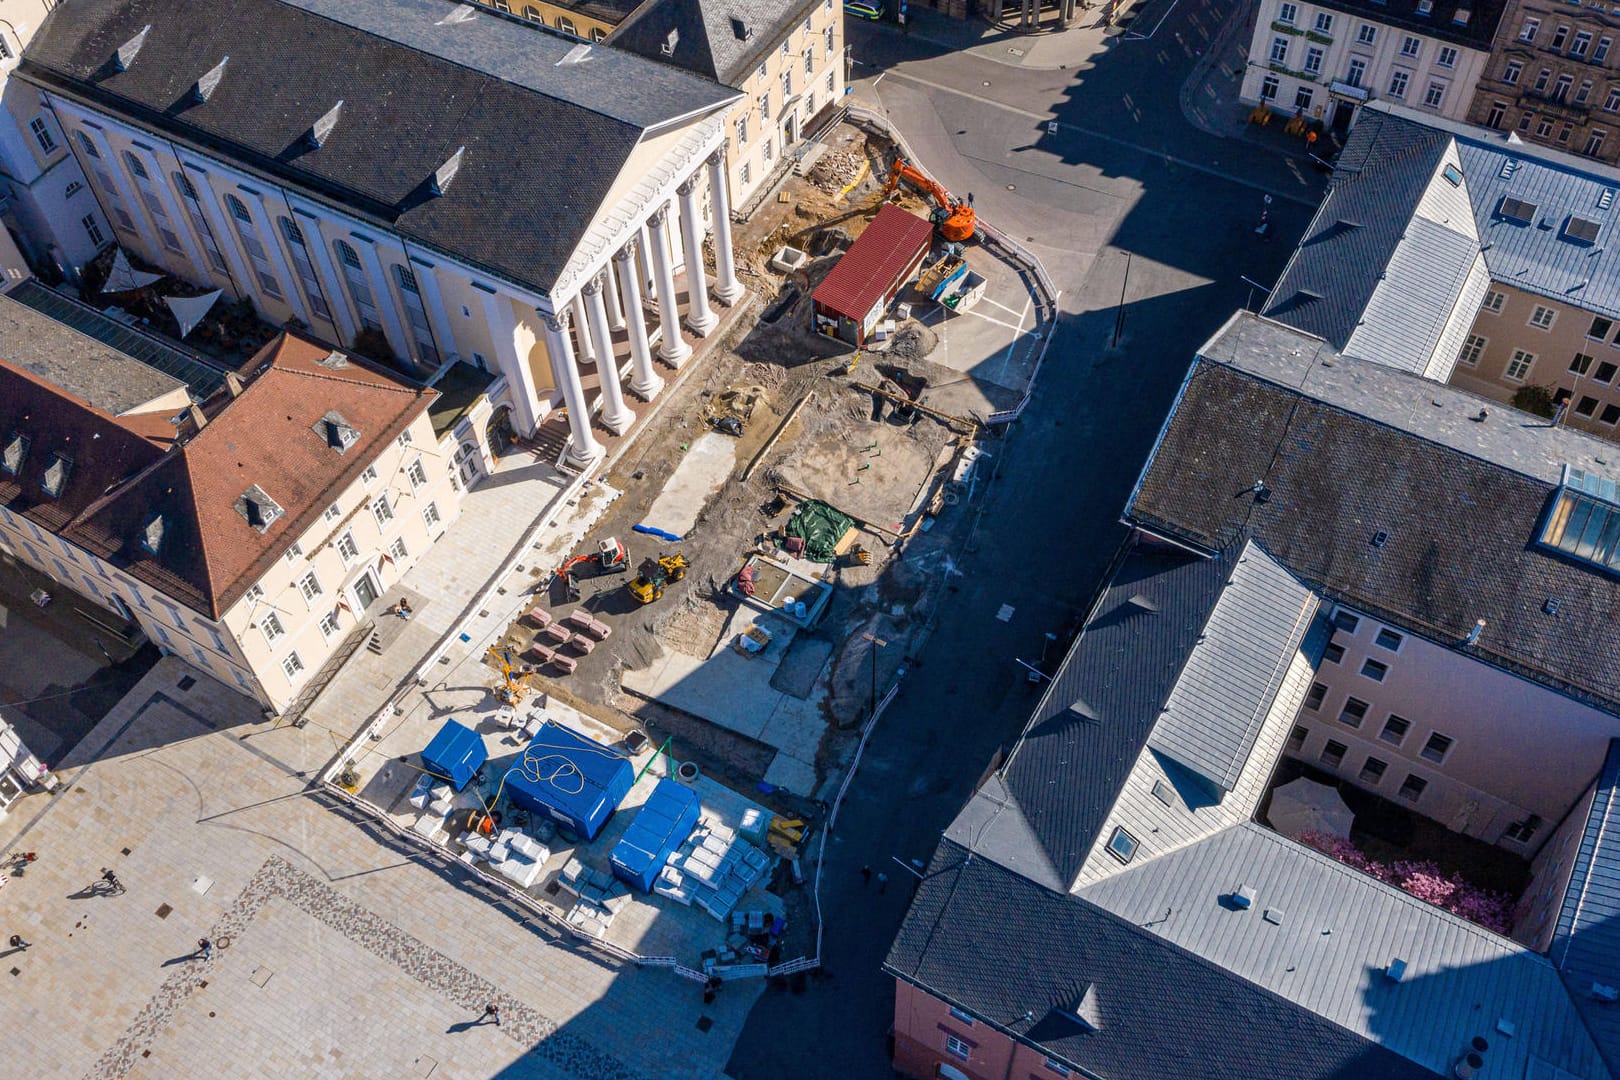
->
[810, 205, 933, 321]
[67, 332, 436, 617]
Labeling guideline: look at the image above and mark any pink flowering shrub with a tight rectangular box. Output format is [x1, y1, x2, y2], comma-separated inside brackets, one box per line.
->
[1299, 832, 1515, 934]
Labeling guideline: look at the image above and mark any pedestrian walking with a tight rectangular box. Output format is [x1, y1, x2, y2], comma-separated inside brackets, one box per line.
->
[483, 1003, 501, 1027]
[100, 868, 124, 894]
[196, 938, 213, 960]
[877, 871, 889, 895]
[8, 935, 29, 951]
[859, 865, 872, 885]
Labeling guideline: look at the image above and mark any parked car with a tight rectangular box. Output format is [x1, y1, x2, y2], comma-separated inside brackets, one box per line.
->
[847, 1, 885, 19]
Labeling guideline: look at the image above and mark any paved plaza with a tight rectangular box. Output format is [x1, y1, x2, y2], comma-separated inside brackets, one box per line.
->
[0, 659, 757, 1080]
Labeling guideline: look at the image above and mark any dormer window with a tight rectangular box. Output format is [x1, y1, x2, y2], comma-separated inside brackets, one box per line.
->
[235, 484, 284, 533]
[140, 514, 165, 554]
[316, 410, 360, 452]
[40, 452, 71, 497]
[1, 432, 27, 476]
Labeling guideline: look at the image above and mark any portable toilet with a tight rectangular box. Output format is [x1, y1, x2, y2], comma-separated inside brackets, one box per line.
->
[611, 778, 702, 892]
[420, 718, 487, 791]
[503, 721, 634, 840]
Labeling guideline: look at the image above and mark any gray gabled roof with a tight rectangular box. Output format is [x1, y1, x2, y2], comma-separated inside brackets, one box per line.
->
[1131, 311, 1620, 715]
[1346, 215, 1479, 377]
[20, 0, 737, 295]
[886, 840, 1439, 1080]
[1262, 112, 1453, 351]
[1079, 823, 1611, 1079]
[1553, 738, 1620, 1075]
[607, 0, 819, 86]
[1149, 543, 1317, 794]
[946, 543, 1236, 889]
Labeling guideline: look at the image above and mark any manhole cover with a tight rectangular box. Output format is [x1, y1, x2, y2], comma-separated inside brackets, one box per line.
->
[250, 966, 274, 988]
[154, 904, 172, 920]
[1008, 47, 1025, 56]
[695, 1016, 713, 1033]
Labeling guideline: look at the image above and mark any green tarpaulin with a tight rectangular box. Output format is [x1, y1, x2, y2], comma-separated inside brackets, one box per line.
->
[785, 500, 855, 563]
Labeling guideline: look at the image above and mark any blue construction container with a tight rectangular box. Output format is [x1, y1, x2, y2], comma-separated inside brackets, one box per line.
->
[420, 718, 487, 791]
[611, 778, 702, 892]
[504, 721, 634, 840]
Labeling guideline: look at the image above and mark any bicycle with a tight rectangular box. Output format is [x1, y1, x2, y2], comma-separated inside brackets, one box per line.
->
[90, 868, 126, 896]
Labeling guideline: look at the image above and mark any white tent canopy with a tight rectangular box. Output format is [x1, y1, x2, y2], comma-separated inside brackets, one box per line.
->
[165, 290, 222, 338]
[1267, 776, 1355, 840]
[103, 247, 163, 293]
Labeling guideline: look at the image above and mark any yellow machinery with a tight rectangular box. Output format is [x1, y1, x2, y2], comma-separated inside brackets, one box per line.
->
[485, 645, 531, 706]
[627, 553, 689, 604]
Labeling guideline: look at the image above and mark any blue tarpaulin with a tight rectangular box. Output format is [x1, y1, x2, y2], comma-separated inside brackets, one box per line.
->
[420, 719, 487, 792]
[610, 778, 702, 892]
[504, 721, 633, 840]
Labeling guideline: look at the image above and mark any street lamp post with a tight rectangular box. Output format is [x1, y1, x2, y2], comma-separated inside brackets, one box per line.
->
[862, 631, 888, 718]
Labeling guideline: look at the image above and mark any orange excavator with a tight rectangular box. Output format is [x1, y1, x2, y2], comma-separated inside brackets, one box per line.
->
[883, 157, 976, 243]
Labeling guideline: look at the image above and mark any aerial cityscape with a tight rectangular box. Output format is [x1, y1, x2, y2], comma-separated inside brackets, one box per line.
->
[0, 0, 1617, 1077]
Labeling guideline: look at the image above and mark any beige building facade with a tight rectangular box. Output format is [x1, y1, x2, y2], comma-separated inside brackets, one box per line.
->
[1467, 0, 1620, 162]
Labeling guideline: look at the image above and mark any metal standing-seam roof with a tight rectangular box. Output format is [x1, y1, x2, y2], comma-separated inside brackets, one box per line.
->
[1553, 738, 1620, 1075]
[1149, 543, 1317, 794]
[810, 205, 933, 322]
[1078, 823, 1612, 1079]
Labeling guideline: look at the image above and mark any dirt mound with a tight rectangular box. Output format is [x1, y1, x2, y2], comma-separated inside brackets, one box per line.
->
[884, 323, 938, 365]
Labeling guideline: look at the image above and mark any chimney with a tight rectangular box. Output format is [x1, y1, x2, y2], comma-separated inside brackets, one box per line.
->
[1453, 1053, 1483, 1079]
[1464, 619, 1486, 646]
[225, 372, 244, 398]
[185, 403, 208, 433]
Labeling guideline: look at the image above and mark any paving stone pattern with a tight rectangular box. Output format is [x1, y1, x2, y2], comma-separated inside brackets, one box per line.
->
[91, 855, 647, 1080]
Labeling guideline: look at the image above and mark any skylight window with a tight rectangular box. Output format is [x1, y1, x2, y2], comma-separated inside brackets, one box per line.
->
[1565, 215, 1602, 244]
[315, 410, 360, 453]
[140, 514, 165, 554]
[1540, 465, 1620, 572]
[40, 452, 71, 497]
[1442, 164, 1463, 187]
[235, 484, 284, 533]
[1105, 826, 1139, 864]
[1, 432, 27, 476]
[1498, 195, 1538, 224]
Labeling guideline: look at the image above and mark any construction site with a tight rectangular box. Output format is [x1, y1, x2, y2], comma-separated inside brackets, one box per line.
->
[331, 116, 1056, 976]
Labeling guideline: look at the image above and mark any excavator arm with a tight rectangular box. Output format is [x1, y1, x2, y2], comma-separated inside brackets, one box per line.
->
[883, 158, 977, 243]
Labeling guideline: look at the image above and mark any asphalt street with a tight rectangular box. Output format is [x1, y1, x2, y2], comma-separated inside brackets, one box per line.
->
[725, 6, 1321, 1078]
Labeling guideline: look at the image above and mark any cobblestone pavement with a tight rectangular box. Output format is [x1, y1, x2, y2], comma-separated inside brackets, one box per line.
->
[0, 658, 756, 1080]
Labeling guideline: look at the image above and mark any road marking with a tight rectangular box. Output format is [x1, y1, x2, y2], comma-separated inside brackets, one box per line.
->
[880, 69, 1319, 207]
[979, 293, 1025, 317]
[996, 604, 1016, 622]
[958, 306, 1032, 334]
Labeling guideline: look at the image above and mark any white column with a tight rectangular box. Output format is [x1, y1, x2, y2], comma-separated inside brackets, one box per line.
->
[638, 222, 656, 300]
[582, 274, 635, 435]
[479, 291, 541, 435]
[355, 237, 412, 362]
[570, 292, 595, 364]
[602, 256, 627, 331]
[299, 212, 359, 345]
[544, 311, 604, 468]
[706, 150, 745, 305]
[405, 253, 459, 362]
[615, 240, 663, 400]
[647, 204, 692, 367]
[678, 176, 717, 336]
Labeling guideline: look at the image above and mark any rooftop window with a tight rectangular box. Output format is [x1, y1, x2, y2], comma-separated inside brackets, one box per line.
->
[140, 514, 165, 554]
[40, 451, 71, 497]
[1539, 465, 1620, 573]
[235, 484, 284, 533]
[1, 432, 27, 476]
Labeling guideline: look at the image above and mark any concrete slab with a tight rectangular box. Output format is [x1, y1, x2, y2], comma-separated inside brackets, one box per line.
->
[763, 752, 817, 796]
[639, 432, 736, 539]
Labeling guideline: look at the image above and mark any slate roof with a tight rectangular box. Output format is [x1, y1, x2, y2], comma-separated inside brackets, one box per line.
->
[1312, 0, 1505, 50]
[1129, 311, 1620, 714]
[19, 0, 737, 295]
[67, 332, 434, 617]
[607, 0, 819, 86]
[1079, 823, 1610, 1079]
[1553, 738, 1620, 1075]
[1261, 113, 1453, 350]
[943, 543, 1235, 890]
[0, 288, 186, 417]
[5, 280, 226, 402]
[885, 839, 1438, 1080]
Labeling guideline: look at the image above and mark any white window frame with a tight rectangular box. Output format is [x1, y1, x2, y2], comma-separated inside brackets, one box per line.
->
[225, 193, 283, 299]
[298, 569, 323, 605]
[1389, 70, 1410, 99]
[29, 116, 55, 155]
[1437, 46, 1457, 68]
[1459, 334, 1485, 365]
[336, 529, 359, 565]
[1529, 305, 1557, 330]
[407, 458, 428, 489]
[388, 536, 409, 562]
[423, 501, 442, 530]
[260, 612, 285, 646]
[1400, 35, 1421, 59]
[1506, 349, 1536, 382]
[944, 1033, 971, 1061]
[1278, 1, 1298, 25]
[371, 497, 395, 529]
[361, 464, 379, 486]
[282, 652, 306, 681]
[318, 610, 342, 639]
[1482, 290, 1505, 313]
[278, 216, 333, 321]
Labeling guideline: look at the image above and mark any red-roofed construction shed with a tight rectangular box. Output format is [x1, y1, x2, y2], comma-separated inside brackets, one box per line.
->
[811, 205, 933, 346]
